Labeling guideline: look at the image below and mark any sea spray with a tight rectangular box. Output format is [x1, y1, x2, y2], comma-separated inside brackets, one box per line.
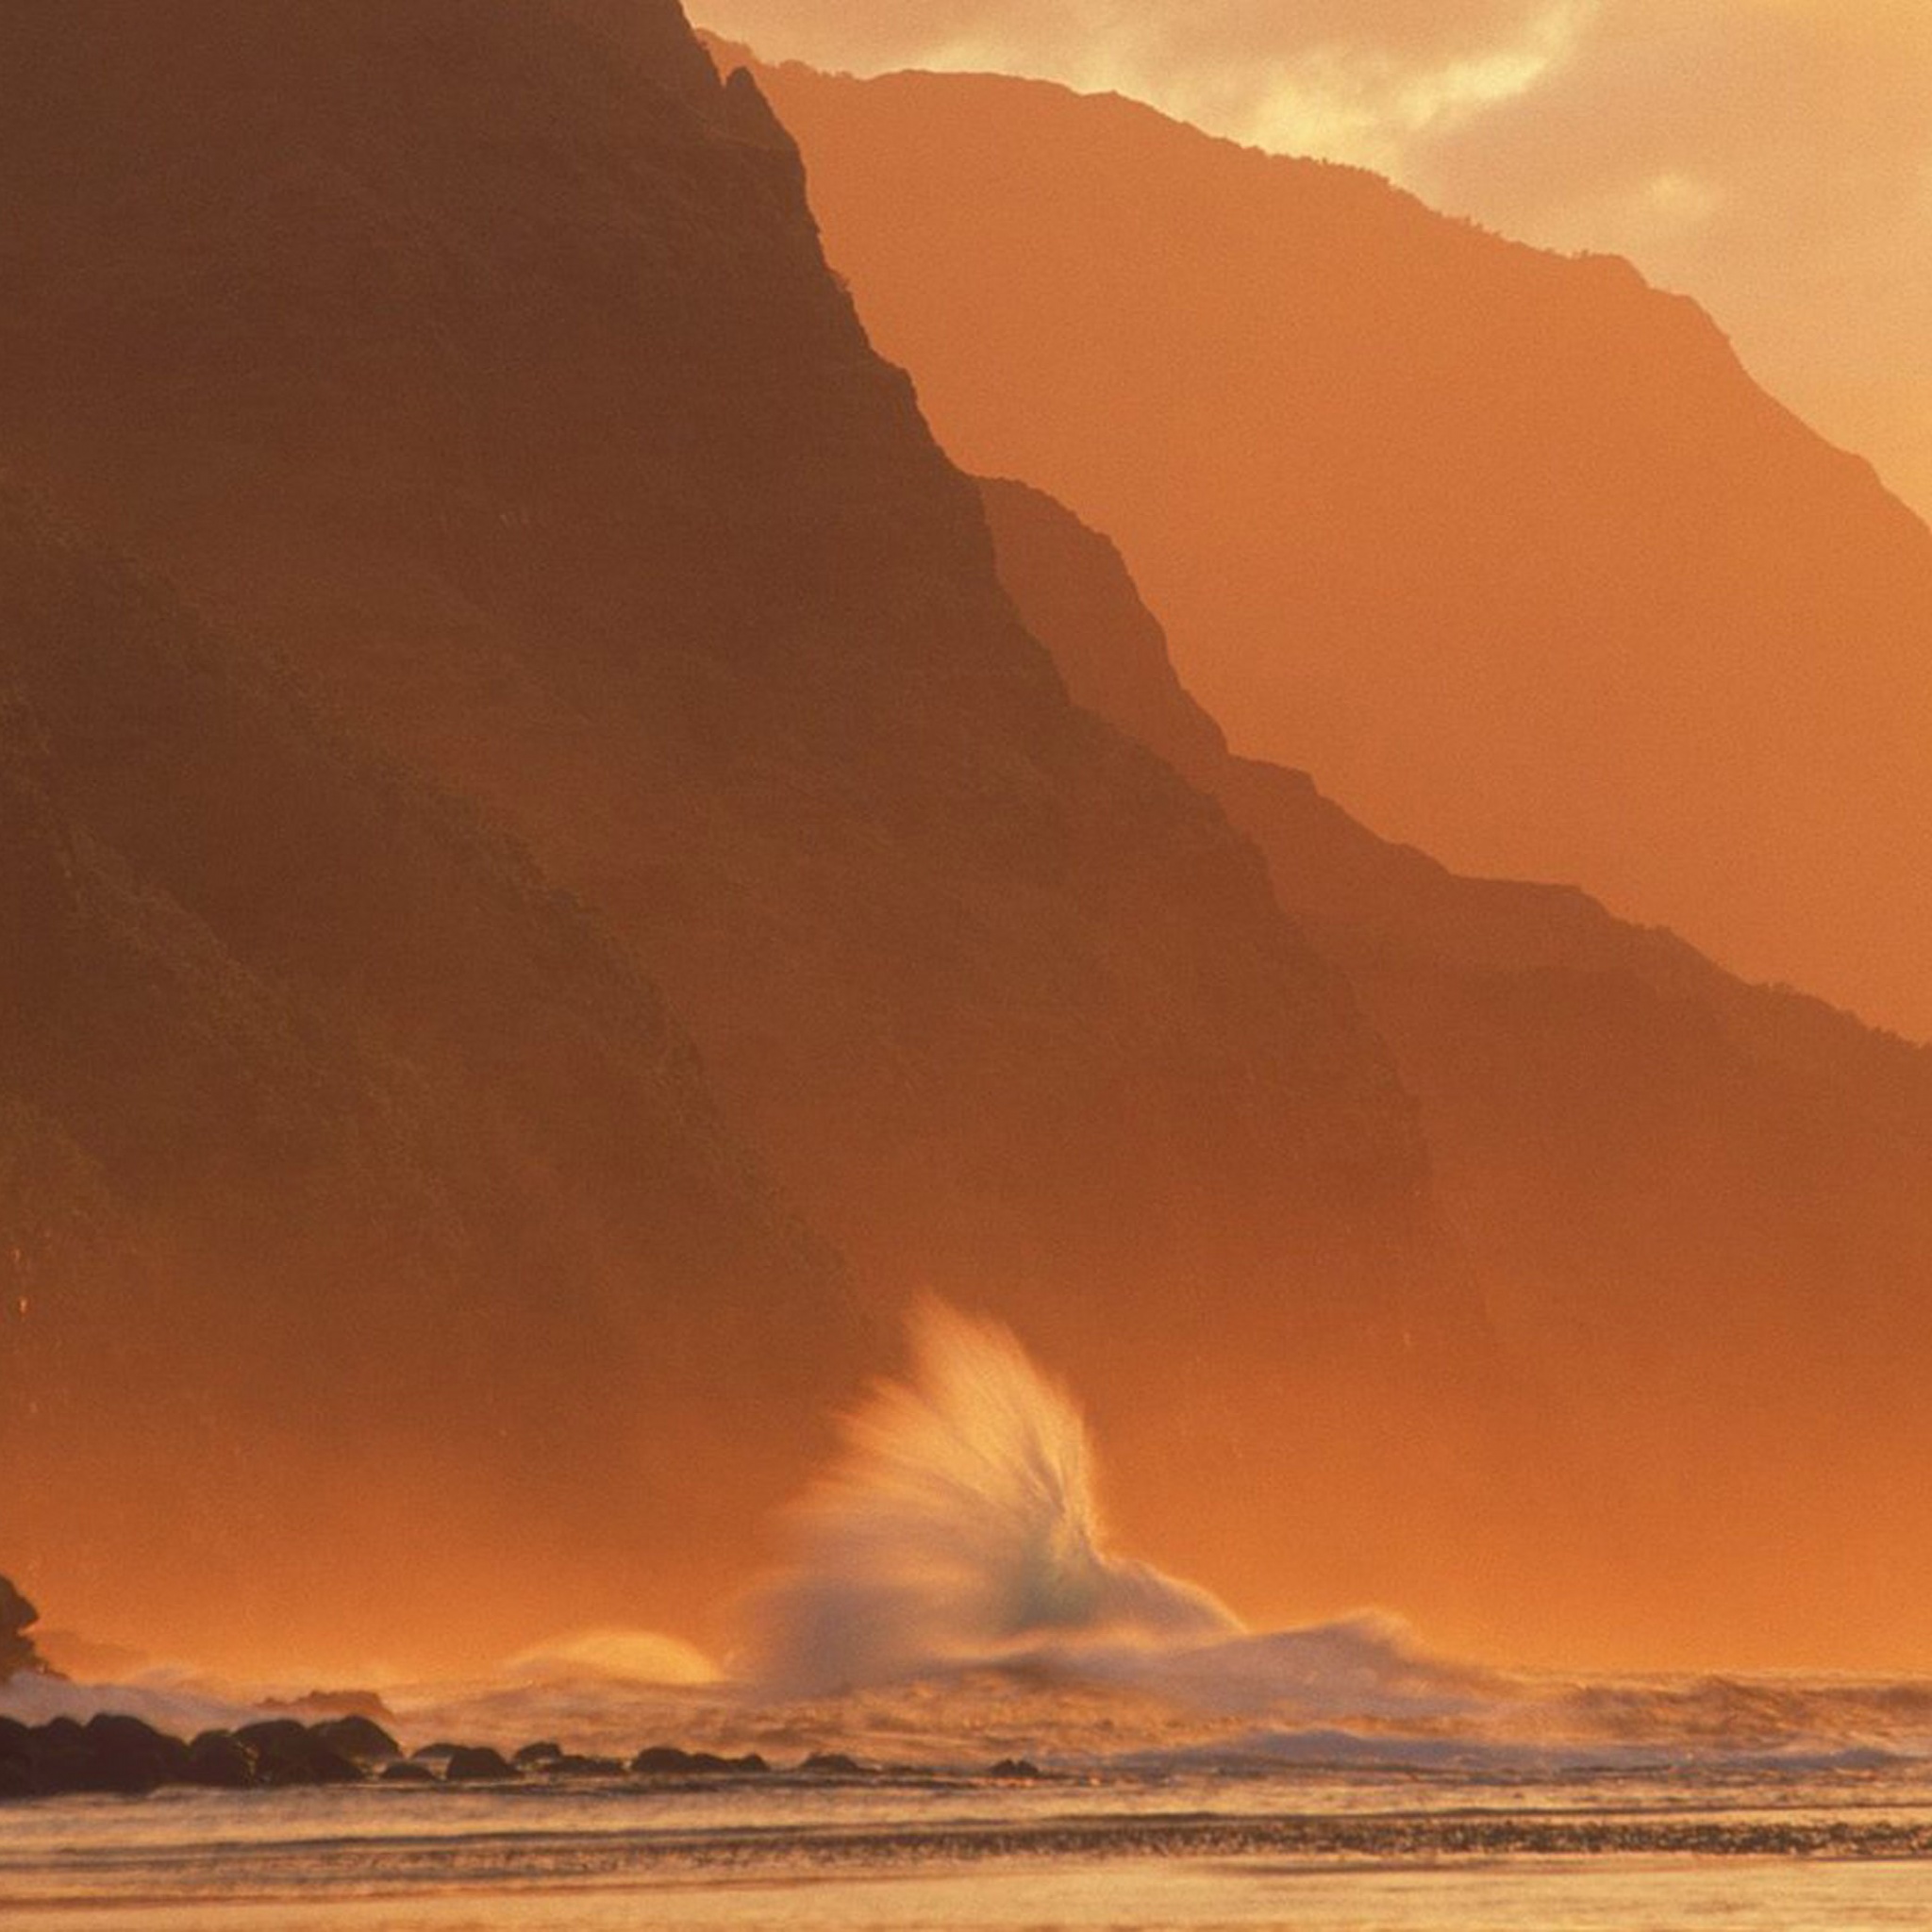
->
[15, 1302, 1932, 1776]
[753, 1300, 1239, 1691]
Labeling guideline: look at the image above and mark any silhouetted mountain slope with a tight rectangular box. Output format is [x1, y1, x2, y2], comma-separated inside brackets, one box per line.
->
[736, 52, 1932, 1041]
[0, 483, 858, 1667]
[0, 2, 1491, 1644]
[982, 474, 1932, 1663]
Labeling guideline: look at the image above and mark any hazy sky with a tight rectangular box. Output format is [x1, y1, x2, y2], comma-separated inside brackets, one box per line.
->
[696, 0, 1932, 524]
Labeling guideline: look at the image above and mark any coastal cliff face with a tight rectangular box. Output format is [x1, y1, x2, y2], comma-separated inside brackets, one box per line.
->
[0, 2, 1479, 1659]
[739, 52, 1932, 1043]
[981, 475, 1932, 1663]
[0, 484, 858, 1663]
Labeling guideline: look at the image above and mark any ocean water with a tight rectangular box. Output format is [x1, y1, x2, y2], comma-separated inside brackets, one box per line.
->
[7, 1763, 1932, 1931]
[13, 1307, 1932, 1927]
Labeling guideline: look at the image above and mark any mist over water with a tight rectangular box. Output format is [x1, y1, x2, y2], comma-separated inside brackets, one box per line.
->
[13, 1307, 1932, 1932]
[12, 1302, 1932, 1777]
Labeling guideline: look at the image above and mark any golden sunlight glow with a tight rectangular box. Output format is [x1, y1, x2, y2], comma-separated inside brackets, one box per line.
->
[1237, 1, 1591, 170]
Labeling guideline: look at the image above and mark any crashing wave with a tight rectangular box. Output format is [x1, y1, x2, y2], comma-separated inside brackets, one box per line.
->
[500, 1628, 720, 1688]
[753, 1300, 1239, 1690]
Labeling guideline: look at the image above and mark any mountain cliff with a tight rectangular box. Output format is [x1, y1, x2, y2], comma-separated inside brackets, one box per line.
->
[735, 51, 1932, 1041]
[0, 482, 863, 1668]
[981, 474, 1932, 1664]
[0, 2, 1486, 1655]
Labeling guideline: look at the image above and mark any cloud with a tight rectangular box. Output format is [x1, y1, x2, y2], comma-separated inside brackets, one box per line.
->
[702, 1, 1572, 147]
[694, 0, 1932, 516]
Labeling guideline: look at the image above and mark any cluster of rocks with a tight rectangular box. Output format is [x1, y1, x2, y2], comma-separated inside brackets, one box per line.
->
[0, 1714, 391, 1799]
[0, 1704, 1049, 1801]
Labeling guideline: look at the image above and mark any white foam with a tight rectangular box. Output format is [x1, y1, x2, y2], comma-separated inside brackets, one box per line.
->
[752, 1300, 1238, 1691]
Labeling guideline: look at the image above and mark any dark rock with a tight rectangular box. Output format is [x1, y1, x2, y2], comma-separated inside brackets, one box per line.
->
[411, 1741, 465, 1761]
[83, 1712, 189, 1793]
[510, 1740, 624, 1776]
[800, 1752, 869, 1775]
[630, 1744, 768, 1776]
[379, 1759, 438, 1783]
[286, 1743, 363, 1786]
[442, 1745, 518, 1783]
[235, 1718, 308, 1753]
[185, 1731, 256, 1789]
[85, 1712, 180, 1755]
[26, 1717, 78, 1765]
[236, 1719, 361, 1786]
[0, 1576, 48, 1683]
[31, 1746, 93, 1791]
[311, 1715, 399, 1763]
[27, 1717, 95, 1792]
[0, 1717, 36, 1799]
[988, 1757, 1042, 1779]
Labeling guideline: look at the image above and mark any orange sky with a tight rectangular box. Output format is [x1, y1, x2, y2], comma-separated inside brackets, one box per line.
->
[694, 0, 1932, 527]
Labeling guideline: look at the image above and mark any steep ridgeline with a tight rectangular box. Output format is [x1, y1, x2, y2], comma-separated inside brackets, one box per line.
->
[0, 484, 860, 1670]
[0, 2, 1483, 1631]
[982, 475, 1932, 1667]
[738, 53, 1932, 1043]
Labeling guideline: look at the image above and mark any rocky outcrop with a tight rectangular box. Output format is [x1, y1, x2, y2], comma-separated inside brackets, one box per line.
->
[630, 1744, 771, 1776]
[309, 1716, 401, 1763]
[442, 1745, 520, 1783]
[232, 1721, 364, 1786]
[0, 1579, 48, 1684]
[0, 1715, 362, 1797]
[0, 1715, 1049, 1800]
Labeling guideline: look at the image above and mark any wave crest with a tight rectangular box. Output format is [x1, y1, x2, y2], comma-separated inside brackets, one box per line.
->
[753, 1300, 1239, 1690]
